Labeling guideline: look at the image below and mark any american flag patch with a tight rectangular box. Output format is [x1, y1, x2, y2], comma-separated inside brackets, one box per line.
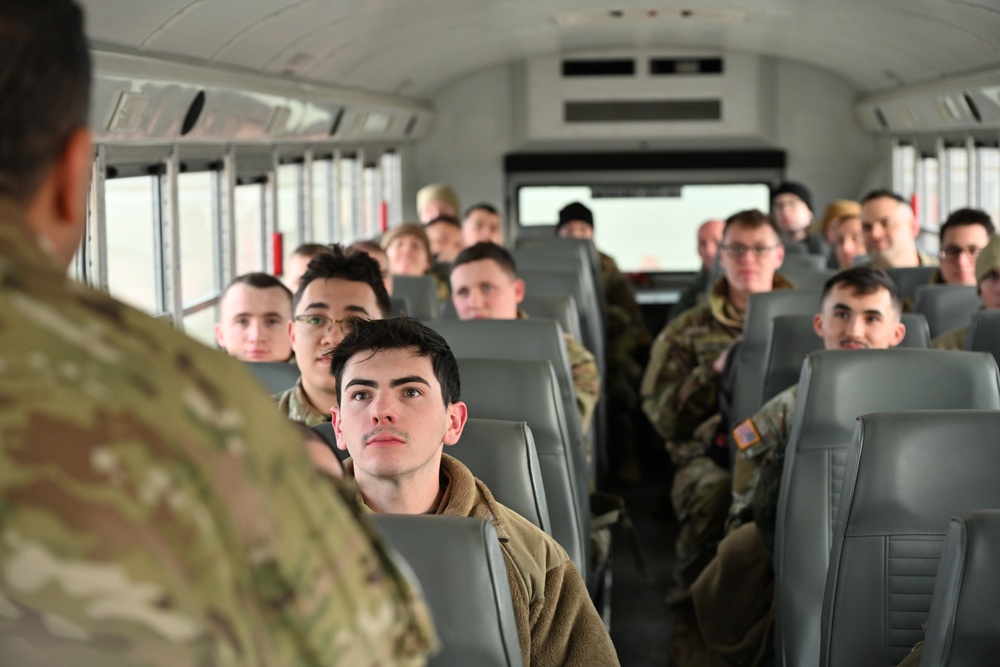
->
[732, 419, 761, 451]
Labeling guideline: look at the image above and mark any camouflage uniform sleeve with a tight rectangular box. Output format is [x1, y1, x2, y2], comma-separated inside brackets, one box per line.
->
[728, 385, 797, 526]
[931, 324, 969, 351]
[640, 316, 722, 443]
[563, 332, 601, 428]
[600, 253, 646, 356]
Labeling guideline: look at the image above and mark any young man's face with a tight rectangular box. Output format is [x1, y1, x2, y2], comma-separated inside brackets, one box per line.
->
[813, 283, 905, 350]
[449, 258, 524, 320]
[462, 209, 503, 246]
[861, 197, 918, 266]
[386, 234, 431, 276]
[426, 223, 463, 263]
[290, 278, 382, 401]
[939, 224, 990, 286]
[979, 268, 1000, 310]
[331, 346, 466, 483]
[772, 194, 812, 235]
[557, 220, 593, 240]
[214, 284, 292, 361]
[718, 223, 785, 299]
[832, 216, 865, 269]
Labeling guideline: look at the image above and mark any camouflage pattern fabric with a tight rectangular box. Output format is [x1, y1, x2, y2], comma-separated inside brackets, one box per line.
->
[670, 457, 731, 588]
[931, 323, 969, 351]
[729, 385, 798, 529]
[564, 331, 601, 429]
[0, 205, 436, 666]
[918, 249, 940, 266]
[599, 251, 647, 363]
[275, 377, 332, 425]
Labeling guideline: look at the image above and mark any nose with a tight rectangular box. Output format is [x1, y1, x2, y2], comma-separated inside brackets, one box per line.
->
[369, 393, 396, 426]
[247, 320, 264, 342]
[848, 315, 865, 338]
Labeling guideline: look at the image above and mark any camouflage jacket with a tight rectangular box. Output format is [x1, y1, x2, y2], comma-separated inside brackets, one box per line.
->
[932, 323, 970, 351]
[599, 251, 647, 359]
[345, 455, 621, 667]
[275, 377, 333, 425]
[729, 385, 798, 524]
[518, 310, 601, 428]
[0, 202, 435, 666]
[641, 276, 792, 464]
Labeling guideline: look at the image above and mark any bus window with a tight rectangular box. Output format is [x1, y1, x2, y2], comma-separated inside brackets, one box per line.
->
[978, 145, 1000, 226]
[105, 175, 157, 313]
[893, 142, 917, 202]
[518, 183, 770, 272]
[183, 305, 218, 348]
[918, 153, 941, 253]
[235, 181, 265, 275]
[338, 153, 359, 243]
[277, 162, 302, 270]
[312, 158, 332, 244]
[944, 143, 970, 211]
[178, 171, 217, 305]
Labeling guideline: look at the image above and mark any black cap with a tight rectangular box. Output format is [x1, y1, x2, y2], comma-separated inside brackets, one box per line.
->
[771, 181, 814, 214]
[557, 202, 594, 231]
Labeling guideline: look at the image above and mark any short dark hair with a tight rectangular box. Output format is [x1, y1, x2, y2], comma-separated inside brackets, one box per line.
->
[723, 209, 780, 237]
[939, 208, 996, 243]
[291, 243, 334, 260]
[451, 242, 519, 279]
[821, 266, 903, 315]
[425, 215, 462, 230]
[0, 1, 91, 202]
[329, 317, 461, 407]
[462, 203, 500, 219]
[294, 244, 391, 317]
[223, 272, 293, 302]
[860, 189, 909, 206]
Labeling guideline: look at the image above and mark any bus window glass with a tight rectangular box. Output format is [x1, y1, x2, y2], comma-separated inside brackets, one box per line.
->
[918, 155, 941, 253]
[277, 163, 301, 269]
[338, 155, 357, 243]
[105, 176, 156, 312]
[980, 146, 1000, 226]
[235, 182, 264, 275]
[946, 145, 970, 211]
[312, 159, 332, 243]
[178, 171, 216, 304]
[183, 306, 217, 348]
[894, 143, 917, 200]
[518, 183, 770, 272]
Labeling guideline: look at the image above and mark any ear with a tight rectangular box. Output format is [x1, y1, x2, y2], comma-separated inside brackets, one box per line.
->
[330, 406, 349, 451]
[288, 318, 296, 346]
[214, 323, 226, 348]
[513, 278, 526, 304]
[813, 313, 825, 339]
[774, 243, 786, 268]
[891, 320, 907, 347]
[56, 129, 93, 233]
[442, 401, 468, 447]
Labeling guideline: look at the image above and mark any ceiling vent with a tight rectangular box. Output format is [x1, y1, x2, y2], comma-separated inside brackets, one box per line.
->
[565, 99, 721, 123]
[562, 59, 635, 77]
[552, 8, 748, 27]
[650, 57, 724, 75]
[106, 92, 149, 132]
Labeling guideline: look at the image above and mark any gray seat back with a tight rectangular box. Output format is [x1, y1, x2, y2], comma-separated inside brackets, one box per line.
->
[778, 267, 836, 291]
[781, 253, 828, 271]
[913, 284, 981, 338]
[731, 290, 821, 426]
[392, 275, 440, 320]
[455, 357, 589, 576]
[519, 268, 604, 374]
[775, 350, 1000, 667]
[310, 422, 348, 463]
[967, 309, 1000, 364]
[514, 224, 557, 245]
[521, 292, 584, 343]
[451, 419, 551, 534]
[760, 314, 932, 404]
[821, 412, 1000, 667]
[922, 510, 1000, 667]
[885, 266, 938, 300]
[389, 294, 410, 318]
[244, 360, 300, 395]
[373, 515, 523, 667]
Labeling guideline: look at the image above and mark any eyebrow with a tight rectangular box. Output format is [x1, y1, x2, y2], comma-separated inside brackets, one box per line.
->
[832, 303, 884, 316]
[344, 375, 432, 391]
[233, 310, 287, 319]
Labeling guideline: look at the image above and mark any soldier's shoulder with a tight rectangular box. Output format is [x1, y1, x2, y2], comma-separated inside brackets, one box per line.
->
[660, 302, 715, 337]
[931, 323, 969, 351]
[563, 331, 595, 361]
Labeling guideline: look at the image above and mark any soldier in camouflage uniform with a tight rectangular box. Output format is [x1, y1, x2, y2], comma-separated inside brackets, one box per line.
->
[932, 232, 1000, 351]
[0, 3, 436, 664]
[641, 210, 791, 588]
[449, 242, 601, 428]
[860, 190, 939, 269]
[686, 268, 906, 667]
[556, 202, 648, 479]
[276, 245, 390, 425]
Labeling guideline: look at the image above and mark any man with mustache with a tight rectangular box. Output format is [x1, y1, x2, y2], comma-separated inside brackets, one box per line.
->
[276, 244, 390, 425]
[330, 317, 621, 667]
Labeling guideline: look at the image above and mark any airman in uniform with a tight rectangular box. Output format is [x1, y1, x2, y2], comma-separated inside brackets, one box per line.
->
[0, 3, 435, 664]
[641, 209, 790, 588]
[932, 231, 1000, 350]
[860, 190, 938, 269]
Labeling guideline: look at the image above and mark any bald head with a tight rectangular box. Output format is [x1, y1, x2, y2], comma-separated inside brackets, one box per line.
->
[697, 219, 725, 269]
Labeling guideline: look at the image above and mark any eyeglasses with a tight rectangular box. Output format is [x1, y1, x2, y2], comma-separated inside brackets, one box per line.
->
[719, 244, 779, 258]
[294, 314, 365, 335]
[939, 245, 984, 262]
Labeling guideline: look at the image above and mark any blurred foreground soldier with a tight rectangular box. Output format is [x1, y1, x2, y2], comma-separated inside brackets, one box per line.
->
[669, 219, 725, 320]
[416, 182, 460, 223]
[933, 233, 1000, 350]
[214, 272, 293, 361]
[771, 181, 826, 254]
[686, 268, 904, 667]
[932, 208, 995, 285]
[642, 209, 790, 589]
[0, 3, 435, 665]
[330, 318, 621, 667]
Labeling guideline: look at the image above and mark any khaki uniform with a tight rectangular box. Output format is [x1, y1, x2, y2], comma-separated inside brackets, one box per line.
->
[932, 323, 970, 351]
[0, 201, 435, 666]
[518, 310, 601, 428]
[275, 377, 332, 425]
[641, 275, 792, 587]
[345, 455, 621, 667]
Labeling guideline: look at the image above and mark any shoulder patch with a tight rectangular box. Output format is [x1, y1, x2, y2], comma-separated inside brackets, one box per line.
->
[733, 419, 762, 451]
